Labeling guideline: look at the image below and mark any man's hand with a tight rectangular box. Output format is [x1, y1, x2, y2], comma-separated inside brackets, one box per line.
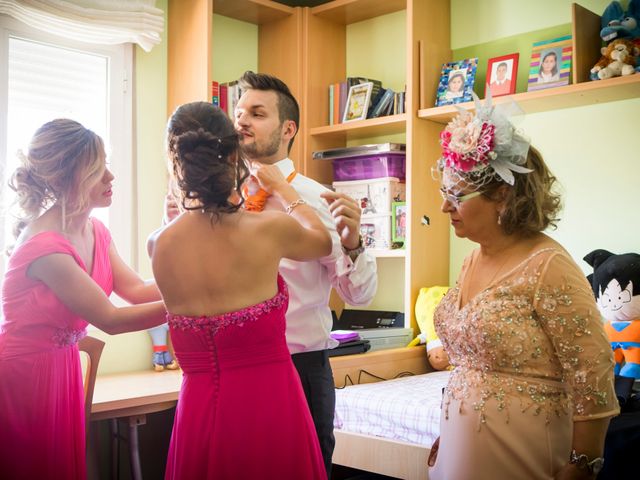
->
[321, 191, 361, 250]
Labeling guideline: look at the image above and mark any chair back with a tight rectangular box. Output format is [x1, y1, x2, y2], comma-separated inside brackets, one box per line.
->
[78, 335, 105, 437]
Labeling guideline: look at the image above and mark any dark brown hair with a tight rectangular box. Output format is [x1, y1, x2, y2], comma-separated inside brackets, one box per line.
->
[166, 102, 249, 219]
[483, 146, 562, 236]
[238, 71, 299, 152]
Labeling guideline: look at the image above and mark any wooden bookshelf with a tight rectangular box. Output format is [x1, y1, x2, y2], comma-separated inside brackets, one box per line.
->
[213, 0, 293, 24]
[309, 114, 407, 140]
[418, 74, 640, 124]
[311, 0, 406, 25]
[167, 0, 638, 335]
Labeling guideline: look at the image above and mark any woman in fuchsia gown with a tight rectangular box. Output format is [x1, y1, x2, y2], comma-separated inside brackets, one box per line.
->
[0, 119, 166, 479]
[150, 102, 330, 479]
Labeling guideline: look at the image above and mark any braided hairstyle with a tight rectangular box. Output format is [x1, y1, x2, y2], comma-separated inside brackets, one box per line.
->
[8, 119, 105, 237]
[166, 102, 248, 219]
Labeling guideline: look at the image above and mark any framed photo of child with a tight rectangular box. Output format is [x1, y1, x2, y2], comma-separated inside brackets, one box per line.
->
[391, 201, 407, 245]
[343, 82, 374, 122]
[485, 53, 519, 98]
[435, 58, 478, 107]
[527, 35, 572, 91]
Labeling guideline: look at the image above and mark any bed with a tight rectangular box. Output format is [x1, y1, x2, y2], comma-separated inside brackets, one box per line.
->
[329, 347, 445, 480]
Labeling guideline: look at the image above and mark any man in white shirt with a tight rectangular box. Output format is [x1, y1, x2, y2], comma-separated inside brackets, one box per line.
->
[235, 71, 378, 475]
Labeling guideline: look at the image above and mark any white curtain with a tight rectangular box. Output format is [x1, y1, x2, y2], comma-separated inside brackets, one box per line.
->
[0, 0, 164, 52]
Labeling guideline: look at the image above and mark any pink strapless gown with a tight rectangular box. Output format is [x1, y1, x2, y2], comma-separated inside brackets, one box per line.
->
[0, 218, 113, 480]
[164, 275, 326, 480]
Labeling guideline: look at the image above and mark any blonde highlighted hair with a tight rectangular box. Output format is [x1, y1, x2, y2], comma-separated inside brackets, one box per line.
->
[9, 119, 105, 237]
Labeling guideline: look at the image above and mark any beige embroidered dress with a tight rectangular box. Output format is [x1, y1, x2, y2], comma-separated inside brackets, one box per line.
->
[428, 247, 619, 480]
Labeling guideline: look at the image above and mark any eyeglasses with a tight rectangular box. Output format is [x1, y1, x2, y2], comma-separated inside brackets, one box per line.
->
[439, 188, 483, 208]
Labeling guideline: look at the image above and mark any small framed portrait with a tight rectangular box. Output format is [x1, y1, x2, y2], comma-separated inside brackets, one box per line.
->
[485, 53, 519, 98]
[343, 82, 374, 122]
[435, 58, 478, 107]
[527, 35, 572, 92]
[391, 201, 407, 244]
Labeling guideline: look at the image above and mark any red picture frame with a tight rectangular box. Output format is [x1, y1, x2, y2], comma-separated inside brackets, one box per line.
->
[485, 53, 519, 98]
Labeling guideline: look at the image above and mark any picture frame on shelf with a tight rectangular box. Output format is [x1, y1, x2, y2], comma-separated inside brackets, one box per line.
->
[435, 58, 478, 107]
[343, 82, 374, 122]
[391, 201, 407, 245]
[485, 53, 519, 98]
[527, 35, 572, 92]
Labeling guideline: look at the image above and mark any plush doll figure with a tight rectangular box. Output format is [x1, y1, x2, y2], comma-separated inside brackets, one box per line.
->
[598, 0, 640, 44]
[584, 249, 640, 378]
[148, 324, 179, 372]
[591, 38, 639, 79]
[591, 0, 640, 79]
[412, 286, 451, 370]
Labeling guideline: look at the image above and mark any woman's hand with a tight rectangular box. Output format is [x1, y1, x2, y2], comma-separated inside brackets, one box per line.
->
[255, 165, 288, 195]
[427, 436, 440, 467]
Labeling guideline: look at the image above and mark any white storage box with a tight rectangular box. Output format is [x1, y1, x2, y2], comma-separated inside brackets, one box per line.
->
[333, 177, 405, 215]
[360, 214, 391, 250]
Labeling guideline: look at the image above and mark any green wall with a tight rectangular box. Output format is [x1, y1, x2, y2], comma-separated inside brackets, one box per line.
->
[212, 14, 258, 83]
[448, 0, 640, 282]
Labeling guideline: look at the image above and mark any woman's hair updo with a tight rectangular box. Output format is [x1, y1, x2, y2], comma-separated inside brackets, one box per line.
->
[166, 102, 248, 218]
[8, 118, 105, 237]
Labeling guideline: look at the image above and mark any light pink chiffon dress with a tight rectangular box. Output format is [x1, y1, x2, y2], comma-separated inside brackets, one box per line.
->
[429, 247, 619, 480]
[0, 218, 112, 480]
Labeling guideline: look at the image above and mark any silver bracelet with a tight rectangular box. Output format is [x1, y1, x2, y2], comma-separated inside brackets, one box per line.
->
[285, 198, 307, 215]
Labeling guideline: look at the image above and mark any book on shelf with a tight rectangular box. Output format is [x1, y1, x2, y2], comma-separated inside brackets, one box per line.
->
[333, 82, 340, 125]
[329, 83, 335, 125]
[338, 80, 348, 124]
[211, 81, 220, 107]
[220, 84, 228, 113]
[328, 77, 383, 124]
[218, 80, 242, 118]
[369, 88, 395, 118]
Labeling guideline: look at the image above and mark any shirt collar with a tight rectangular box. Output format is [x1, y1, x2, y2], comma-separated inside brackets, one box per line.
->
[249, 157, 294, 177]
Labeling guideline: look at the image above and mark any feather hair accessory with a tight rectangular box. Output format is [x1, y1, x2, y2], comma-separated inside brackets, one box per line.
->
[436, 90, 532, 189]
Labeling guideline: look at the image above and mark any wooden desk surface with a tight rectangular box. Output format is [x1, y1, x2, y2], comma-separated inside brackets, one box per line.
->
[91, 369, 183, 421]
[90, 347, 427, 420]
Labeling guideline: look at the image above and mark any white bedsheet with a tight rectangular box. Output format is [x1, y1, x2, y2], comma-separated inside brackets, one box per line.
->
[334, 370, 451, 447]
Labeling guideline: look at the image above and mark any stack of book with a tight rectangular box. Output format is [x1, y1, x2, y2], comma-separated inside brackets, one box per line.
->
[211, 80, 242, 118]
[329, 77, 405, 125]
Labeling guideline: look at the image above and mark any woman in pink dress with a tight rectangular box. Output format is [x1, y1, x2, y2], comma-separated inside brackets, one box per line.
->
[0, 119, 167, 479]
[149, 102, 330, 479]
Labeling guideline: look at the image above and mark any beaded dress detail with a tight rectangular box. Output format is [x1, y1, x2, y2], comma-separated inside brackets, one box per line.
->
[0, 218, 113, 480]
[164, 274, 326, 480]
[428, 247, 618, 480]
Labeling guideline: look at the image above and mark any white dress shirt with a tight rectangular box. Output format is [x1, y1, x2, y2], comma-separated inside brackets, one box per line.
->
[259, 158, 378, 354]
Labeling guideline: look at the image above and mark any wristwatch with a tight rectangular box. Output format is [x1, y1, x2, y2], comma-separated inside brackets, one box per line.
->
[569, 449, 604, 476]
[342, 235, 365, 260]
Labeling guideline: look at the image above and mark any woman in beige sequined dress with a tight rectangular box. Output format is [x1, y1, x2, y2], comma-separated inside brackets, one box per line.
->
[427, 95, 619, 480]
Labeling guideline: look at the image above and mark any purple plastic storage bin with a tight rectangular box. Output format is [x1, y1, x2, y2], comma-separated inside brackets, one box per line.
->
[332, 153, 406, 181]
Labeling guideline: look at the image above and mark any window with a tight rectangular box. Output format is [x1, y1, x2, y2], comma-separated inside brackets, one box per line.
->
[0, 15, 133, 278]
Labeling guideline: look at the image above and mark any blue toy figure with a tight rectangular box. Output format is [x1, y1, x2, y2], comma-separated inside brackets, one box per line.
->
[148, 323, 178, 371]
[591, 0, 640, 79]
